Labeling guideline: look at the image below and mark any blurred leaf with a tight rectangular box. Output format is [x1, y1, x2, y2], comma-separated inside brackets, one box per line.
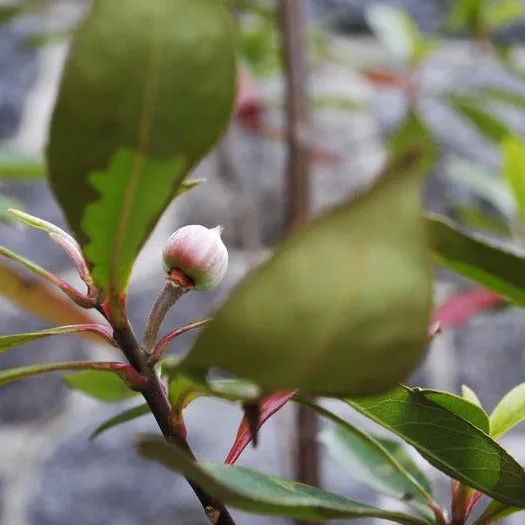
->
[366, 4, 432, 63]
[0, 262, 106, 344]
[47, 0, 237, 301]
[421, 390, 490, 433]
[475, 88, 525, 110]
[474, 500, 523, 525]
[317, 416, 434, 518]
[225, 392, 295, 465]
[455, 206, 511, 236]
[90, 403, 150, 439]
[64, 369, 139, 402]
[490, 383, 525, 438]
[0, 5, 22, 24]
[449, 95, 510, 143]
[503, 136, 525, 221]
[0, 150, 45, 179]
[447, 0, 483, 32]
[239, 18, 280, 77]
[484, 0, 525, 30]
[347, 386, 525, 506]
[462, 385, 484, 409]
[0, 324, 114, 353]
[81, 149, 185, 306]
[446, 156, 515, 218]
[426, 214, 525, 306]
[181, 115, 435, 396]
[0, 361, 135, 387]
[24, 28, 71, 48]
[0, 195, 23, 223]
[137, 436, 429, 524]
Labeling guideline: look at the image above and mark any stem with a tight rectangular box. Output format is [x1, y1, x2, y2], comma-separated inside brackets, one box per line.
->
[278, 3, 318, 525]
[451, 480, 468, 525]
[112, 320, 236, 525]
[143, 277, 189, 353]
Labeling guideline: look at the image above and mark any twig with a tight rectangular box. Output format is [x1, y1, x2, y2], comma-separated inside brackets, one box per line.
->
[110, 315, 236, 525]
[277, 3, 319, 525]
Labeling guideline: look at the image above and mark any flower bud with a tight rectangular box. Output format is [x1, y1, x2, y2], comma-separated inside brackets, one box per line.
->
[162, 225, 228, 291]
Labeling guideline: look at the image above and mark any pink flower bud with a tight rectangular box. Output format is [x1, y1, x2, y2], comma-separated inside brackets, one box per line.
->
[162, 225, 228, 291]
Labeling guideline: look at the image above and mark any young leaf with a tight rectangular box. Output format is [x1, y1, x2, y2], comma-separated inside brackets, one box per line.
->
[462, 385, 484, 410]
[64, 369, 139, 402]
[490, 383, 525, 439]
[420, 390, 490, 433]
[0, 262, 105, 343]
[47, 0, 236, 306]
[0, 361, 137, 388]
[448, 95, 510, 143]
[90, 404, 150, 440]
[426, 214, 525, 307]
[0, 150, 45, 179]
[318, 423, 434, 518]
[347, 386, 525, 507]
[225, 392, 295, 465]
[503, 135, 525, 221]
[0, 324, 115, 353]
[137, 436, 429, 525]
[181, 115, 436, 396]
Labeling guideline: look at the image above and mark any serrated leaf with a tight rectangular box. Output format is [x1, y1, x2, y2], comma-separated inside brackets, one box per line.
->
[137, 436, 429, 524]
[47, 0, 236, 288]
[90, 404, 150, 440]
[0, 150, 45, 178]
[503, 135, 525, 221]
[426, 214, 525, 306]
[81, 149, 185, 301]
[181, 115, 435, 396]
[0, 361, 134, 387]
[347, 386, 525, 507]
[64, 369, 139, 402]
[0, 325, 114, 353]
[318, 417, 434, 518]
[462, 385, 484, 410]
[490, 383, 525, 439]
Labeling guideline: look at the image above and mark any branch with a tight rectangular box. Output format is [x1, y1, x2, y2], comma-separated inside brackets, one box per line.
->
[112, 319, 236, 525]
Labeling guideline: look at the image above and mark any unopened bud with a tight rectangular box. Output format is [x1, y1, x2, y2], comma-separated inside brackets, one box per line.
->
[162, 225, 228, 291]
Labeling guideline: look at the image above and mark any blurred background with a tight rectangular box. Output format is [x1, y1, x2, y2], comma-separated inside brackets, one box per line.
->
[1, 0, 525, 523]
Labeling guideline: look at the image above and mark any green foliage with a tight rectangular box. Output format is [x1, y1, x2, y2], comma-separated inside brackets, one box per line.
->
[46, 0, 237, 279]
[490, 383, 525, 438]
[462, 385, 484, 409]
[90, 404, 150, 440]
[181, 115, 435, 396]
[64, 370, 139, 402]
[503, 136, 525, 222]
[137, 436, 429, 524]
[347, 386, 525, 506]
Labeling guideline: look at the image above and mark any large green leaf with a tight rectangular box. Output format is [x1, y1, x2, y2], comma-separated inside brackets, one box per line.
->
[90, 404, 150, 440]
[64, 369, 139, 402]
[503, 136, 525, 221]
[0, 325, 114, 353]
[181, 115, 435, 396]
[347, 386, 525, 506]
[318, 421, 434, 518]
[490, 383, 525, 439]
[426, 214, 525, 306]
[46, 0, 237, 299]
[137, 436, 428, 524]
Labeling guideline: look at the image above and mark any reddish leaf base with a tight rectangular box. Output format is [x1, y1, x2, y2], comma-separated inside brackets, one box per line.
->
[225, 391, 296, 465]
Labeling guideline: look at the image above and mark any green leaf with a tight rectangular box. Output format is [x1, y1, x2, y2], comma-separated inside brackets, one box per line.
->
[90, 404, 150, 440]
[474, 500, 523, 525]
[426, 214, 525, 306]
[420, 389, 490, 434]
[347, 386, 525, 507]
[181, 114, 436, 396]
[0, 150, 45, 179]
[462, 385, 484, 410]
[137, 436, 429, 524]
[64, 370, 139, 402]
[81, 149, 185, 300]
[0, 325, 113, 353]
[484, 0, 525, 30]
[474, 88, 525, 111]
[47, 0, 236, 292]
[490, 383, 525, 439]
[503, 136, 525, 221]
[448, 95, 510, 143]
[0, 361, 133, 388]
[447, 0, 483, 31]
[365, 4, 432, 63]
[318, 420, 434, 517]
